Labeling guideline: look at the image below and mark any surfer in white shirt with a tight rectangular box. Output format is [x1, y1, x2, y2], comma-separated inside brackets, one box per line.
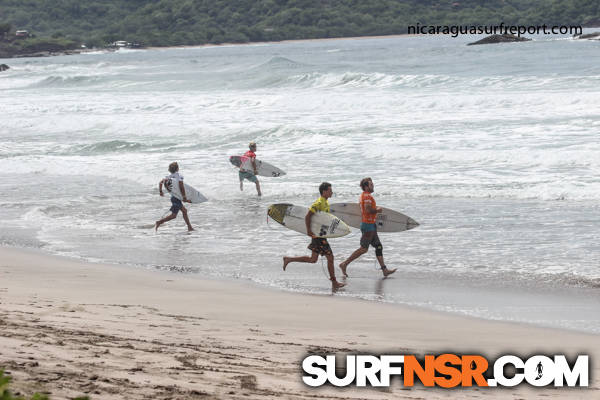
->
[155, 162, 194, 232]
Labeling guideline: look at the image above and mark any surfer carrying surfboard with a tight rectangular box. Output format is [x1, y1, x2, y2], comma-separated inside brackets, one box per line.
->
[339, 178, 397, 278]
[155, 162, 194, 232]
[282, 182, 346, 290]
[239, 142, 262, 196]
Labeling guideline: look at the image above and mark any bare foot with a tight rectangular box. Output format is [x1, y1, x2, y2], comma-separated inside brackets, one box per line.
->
[382, 268, 397, 277]
[283, 257, 289, 271]
[339, 261, 348, 277]
[154, 221, 160, 231]
[188, 227, 195, 232]
[331, 280, 346, 290]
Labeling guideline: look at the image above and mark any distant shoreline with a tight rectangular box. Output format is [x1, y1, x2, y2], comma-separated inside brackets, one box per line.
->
[0, 47, 92, 59]
[1, 33, 420, 59]
[146, 33, 420, 51]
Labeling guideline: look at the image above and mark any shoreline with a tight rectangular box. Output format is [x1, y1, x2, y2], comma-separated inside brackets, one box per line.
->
[7, 244, 600, 337]
[7, 242, 598, 336]
[1, 33, 420, 60]
[1, 245, 598, 399]
[145, 32, 421, 51]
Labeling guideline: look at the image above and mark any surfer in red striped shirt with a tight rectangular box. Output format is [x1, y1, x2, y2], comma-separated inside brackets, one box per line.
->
[239, 141, 262, 196]
[339, 177, 397, 278]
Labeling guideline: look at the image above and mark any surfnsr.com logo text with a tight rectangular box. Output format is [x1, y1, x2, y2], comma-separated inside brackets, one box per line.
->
[302, 354, 589, 388]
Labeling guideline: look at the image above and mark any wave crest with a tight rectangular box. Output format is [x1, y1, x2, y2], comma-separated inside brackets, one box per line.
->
[30, 75, 106, 88]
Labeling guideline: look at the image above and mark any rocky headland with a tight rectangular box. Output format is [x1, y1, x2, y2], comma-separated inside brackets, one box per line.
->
[467, 34, 532, 46]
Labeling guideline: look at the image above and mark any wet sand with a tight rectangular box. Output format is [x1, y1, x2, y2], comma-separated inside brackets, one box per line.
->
[0, 246, 598, 399]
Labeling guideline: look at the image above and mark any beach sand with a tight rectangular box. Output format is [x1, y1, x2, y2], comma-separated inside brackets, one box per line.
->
[0, 246, 597, 399]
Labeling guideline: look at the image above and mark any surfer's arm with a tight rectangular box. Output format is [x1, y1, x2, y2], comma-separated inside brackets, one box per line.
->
[178, 180, 189, 202]
[251, 158, 258, 174]
[365, 203, 380, 214]
[305, 210, 315, 238]
[158, 179, 165, 196]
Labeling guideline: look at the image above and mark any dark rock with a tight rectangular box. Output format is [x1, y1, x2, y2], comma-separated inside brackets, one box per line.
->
[467, 34, 532, 46]
[0, 64, 9, 71]
[574, 31, 600, 40]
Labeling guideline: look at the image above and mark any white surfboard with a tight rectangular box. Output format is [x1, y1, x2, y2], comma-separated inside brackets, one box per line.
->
[165, 179, 208, 203]
[267, 203, 350, 238]
[229, 155, 286, 177]
[329, 203, 418, 232]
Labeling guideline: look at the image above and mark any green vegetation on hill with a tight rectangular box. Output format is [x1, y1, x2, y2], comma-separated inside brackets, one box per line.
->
[1, 0, 599, 48]
[0, 21, 80, 58]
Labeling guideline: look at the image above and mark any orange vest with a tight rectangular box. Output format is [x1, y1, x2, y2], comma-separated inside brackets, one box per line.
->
[359, 191, 377, 224]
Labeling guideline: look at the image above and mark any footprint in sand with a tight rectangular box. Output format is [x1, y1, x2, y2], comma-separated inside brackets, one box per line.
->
[234, 375, 257, 390]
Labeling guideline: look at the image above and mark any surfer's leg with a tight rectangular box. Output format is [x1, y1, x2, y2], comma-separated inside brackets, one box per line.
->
[326, 253, 345, 290]
[339, 232, 372, 276]
[181, 206, 194, 231]
[380, 263, 396, 277]
[246, 173, 261, 196]
[155, 213, 176, 231]
[373, 233, 385, 267]
[339, 247, 367, 276]
[283, 252, 318, 270]
[372, 233, 396, 276]
[320, 240, 344, 288]
[255, 179, 261, 196]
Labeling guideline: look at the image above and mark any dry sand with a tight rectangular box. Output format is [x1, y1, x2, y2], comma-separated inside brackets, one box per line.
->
[0, 246, 597, 399]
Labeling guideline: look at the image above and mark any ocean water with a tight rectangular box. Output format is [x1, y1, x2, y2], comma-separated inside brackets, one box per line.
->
[1, 32, 599, 333]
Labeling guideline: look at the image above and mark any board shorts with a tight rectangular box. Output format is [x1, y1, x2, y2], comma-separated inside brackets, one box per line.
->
[360, 224, 381, 249]
[170, 196, 183, 215]
[308, 238, 333, 256]
[360, 222, 377, 232]
[239, 170, 258, 183]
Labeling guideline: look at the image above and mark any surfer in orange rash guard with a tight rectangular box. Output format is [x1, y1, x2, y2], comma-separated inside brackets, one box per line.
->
[339, 177, 396, 277]
[282, 182, 346, 290]
[239, 141, 262, 196]
[155, 162, 194, 232]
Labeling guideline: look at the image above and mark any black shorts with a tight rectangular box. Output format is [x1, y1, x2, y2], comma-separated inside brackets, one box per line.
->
[308, 238, 332, 256]
[170, 197, 183, 215]
[360, 231, 381, 249]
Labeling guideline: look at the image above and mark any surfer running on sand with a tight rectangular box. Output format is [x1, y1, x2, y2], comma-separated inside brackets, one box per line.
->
[239, 141, 262, 196]
[339, 177, 396, 277]
[155, 162, 194, 232]
[282, 182, 346, 290]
